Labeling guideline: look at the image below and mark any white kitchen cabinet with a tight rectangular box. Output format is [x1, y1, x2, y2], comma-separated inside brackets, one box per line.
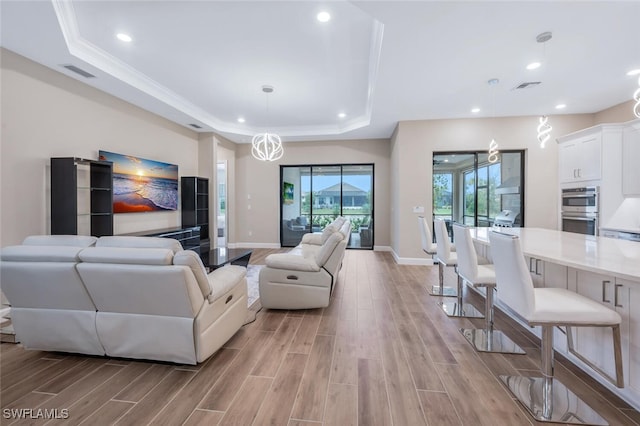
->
[623, 123, 640, 196]
[557, 123, 625, 229]
[525, 256, 567, 289]
[566, 269, 640, 403]
[558, 133, 601, 183]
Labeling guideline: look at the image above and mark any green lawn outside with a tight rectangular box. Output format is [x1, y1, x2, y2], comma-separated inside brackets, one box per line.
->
[434, 207, 452, 215]
[301, 207, 370, 215]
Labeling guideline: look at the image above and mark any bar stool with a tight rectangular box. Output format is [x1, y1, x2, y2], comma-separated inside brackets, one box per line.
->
[453, 224, 525, 354]
[434, 219, 483, 318]
[490, 231, 623, 425]
[418, 216, 455, 296]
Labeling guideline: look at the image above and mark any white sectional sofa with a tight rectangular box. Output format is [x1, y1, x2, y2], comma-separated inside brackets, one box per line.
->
[259, 217, 351, 309]
[0, 235, 248, 364]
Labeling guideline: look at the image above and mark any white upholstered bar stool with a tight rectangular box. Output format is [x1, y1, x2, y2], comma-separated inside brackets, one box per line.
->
[418, 216, 455, 297]
[490, 231, 623, 425]
[454, 224, 525, 353]
[434, 219, 483, 318]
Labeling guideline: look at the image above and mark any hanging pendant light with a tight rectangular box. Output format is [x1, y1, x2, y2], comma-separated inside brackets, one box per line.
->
[252, 85, 284, 162]
[537, 115, 553, 148]
[634, 76, 640, 118]
[487, 78, 500, 163]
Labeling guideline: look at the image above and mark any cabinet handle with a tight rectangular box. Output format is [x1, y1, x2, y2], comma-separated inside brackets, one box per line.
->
[602, 280, 611, 303]
[529, 258, 534, 273]
[535, 259, 542, 276]
[615, 284, 623, 308]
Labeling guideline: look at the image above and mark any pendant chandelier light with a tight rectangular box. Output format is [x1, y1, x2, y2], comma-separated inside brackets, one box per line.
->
[487, 78, 500, 163]
[537, 115, 553, 148]
[252, 85, 283, 161]
[634, 76, 640, 118]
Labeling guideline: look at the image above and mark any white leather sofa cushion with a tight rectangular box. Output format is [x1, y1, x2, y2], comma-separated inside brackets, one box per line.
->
[174, 250, 212, 297]
[1, 245, 83, 262]
[207, 265, 247, 303]
[320, 224, 338, 243]
[528, 287, 622, 325]
[315, 232, 343, 266]
[265, 253, 321, 272]
[22, 235, 97, 247]
[338, 220, 351, 239]
[300, 233, 323, 245]
[96, 236, 183, 253]
[79, 247, 173, 265]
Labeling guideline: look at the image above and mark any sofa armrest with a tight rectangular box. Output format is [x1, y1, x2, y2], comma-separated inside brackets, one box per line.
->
[265, 253, 321, 272]
[207, 265, 246, 303]
[300, 233, 323, 245]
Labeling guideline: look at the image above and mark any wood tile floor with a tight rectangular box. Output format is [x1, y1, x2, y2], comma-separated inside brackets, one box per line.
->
[1, 249, 639, 425]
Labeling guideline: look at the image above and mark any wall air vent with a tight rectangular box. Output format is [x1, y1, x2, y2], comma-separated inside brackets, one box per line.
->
[513, 81, 541, 90]
[62, 65, 95, 78]
[189, 123, 202, 129]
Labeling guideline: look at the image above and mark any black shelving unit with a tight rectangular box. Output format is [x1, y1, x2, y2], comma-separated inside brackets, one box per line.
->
[51, 157, 113, 237]
[122, 226, 201, 253]
[181, 176, 210, 258]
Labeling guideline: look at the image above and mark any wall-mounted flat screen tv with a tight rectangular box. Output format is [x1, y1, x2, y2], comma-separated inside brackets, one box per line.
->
[98, 150, 178, 213]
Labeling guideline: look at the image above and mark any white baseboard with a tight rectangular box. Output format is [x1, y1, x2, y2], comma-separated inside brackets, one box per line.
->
[373, 245, 391, 252]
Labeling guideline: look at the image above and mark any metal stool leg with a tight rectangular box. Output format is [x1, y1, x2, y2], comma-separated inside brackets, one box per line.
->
[459, 286, 525, 354]
[439, 274, 483, 318]
[500, 326, 608, 425]
[428, 260, 457, 297]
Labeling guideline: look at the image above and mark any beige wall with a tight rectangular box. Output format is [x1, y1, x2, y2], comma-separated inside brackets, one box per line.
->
[234, 139, 391, 247]
[391, 114, 596, 262]
[594, 100, 636, 124]
[1, 49, 199, 246]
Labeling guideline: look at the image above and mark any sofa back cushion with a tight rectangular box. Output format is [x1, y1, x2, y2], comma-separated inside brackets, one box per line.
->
[321, 224, 337, 243]
[0, 245, 96, 311]
[173, 250, 211, 298]
[96, 236, 183, 254]
[315, 232, 343, 267]
[23, 235, 97, 247]
[338, 220, 351, 240]
[77, 247, 203, 318]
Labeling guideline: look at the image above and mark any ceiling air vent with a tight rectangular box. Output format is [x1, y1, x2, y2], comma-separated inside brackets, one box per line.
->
[513, 81, 541, 90]
[62, 65, 95, 78]
[189, 123, 202, 129]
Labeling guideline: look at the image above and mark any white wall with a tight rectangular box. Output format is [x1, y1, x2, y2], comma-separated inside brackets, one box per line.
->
[1, 49, 199, 245]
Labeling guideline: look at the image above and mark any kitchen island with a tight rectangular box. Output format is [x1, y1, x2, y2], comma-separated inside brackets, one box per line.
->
[469, 227, 640, 409]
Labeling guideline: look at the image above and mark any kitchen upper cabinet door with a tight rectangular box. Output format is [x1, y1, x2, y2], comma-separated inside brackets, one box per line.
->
[623, 125, 640, 196]
[558, 135, 602, 183]
[559, 142, 579, 183]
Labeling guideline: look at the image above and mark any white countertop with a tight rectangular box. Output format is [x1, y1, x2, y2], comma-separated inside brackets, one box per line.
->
[470, 227, 640, 282]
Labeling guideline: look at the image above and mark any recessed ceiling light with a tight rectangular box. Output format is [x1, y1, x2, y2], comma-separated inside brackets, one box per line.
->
[526, 62, 541, 70]
[338, 112, 346, 118]
[237, 117, 245, 123]
[471, 107, 480, 113]
[317, 11, 331, 22]
[116, 33, 132, 43]
[627, 69, 640, 76]
[555, 104, 567, 109]
[444, 159, 449, 163]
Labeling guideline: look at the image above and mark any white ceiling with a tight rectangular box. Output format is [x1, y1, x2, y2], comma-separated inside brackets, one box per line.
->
[2, 1, 639, 143]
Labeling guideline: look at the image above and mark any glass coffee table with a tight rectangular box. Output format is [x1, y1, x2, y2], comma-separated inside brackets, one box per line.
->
[207, 248, 253, 270]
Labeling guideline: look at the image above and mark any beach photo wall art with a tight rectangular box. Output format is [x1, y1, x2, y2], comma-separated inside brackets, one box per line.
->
[98, 150, 178, 213]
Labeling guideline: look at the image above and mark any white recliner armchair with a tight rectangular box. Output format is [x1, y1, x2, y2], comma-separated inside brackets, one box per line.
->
[259, 218, 351, 309]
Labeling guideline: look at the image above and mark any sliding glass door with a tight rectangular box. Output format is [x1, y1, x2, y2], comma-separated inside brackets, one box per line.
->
[281, 164, 374, 249]
[433, 151, 524, 240]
